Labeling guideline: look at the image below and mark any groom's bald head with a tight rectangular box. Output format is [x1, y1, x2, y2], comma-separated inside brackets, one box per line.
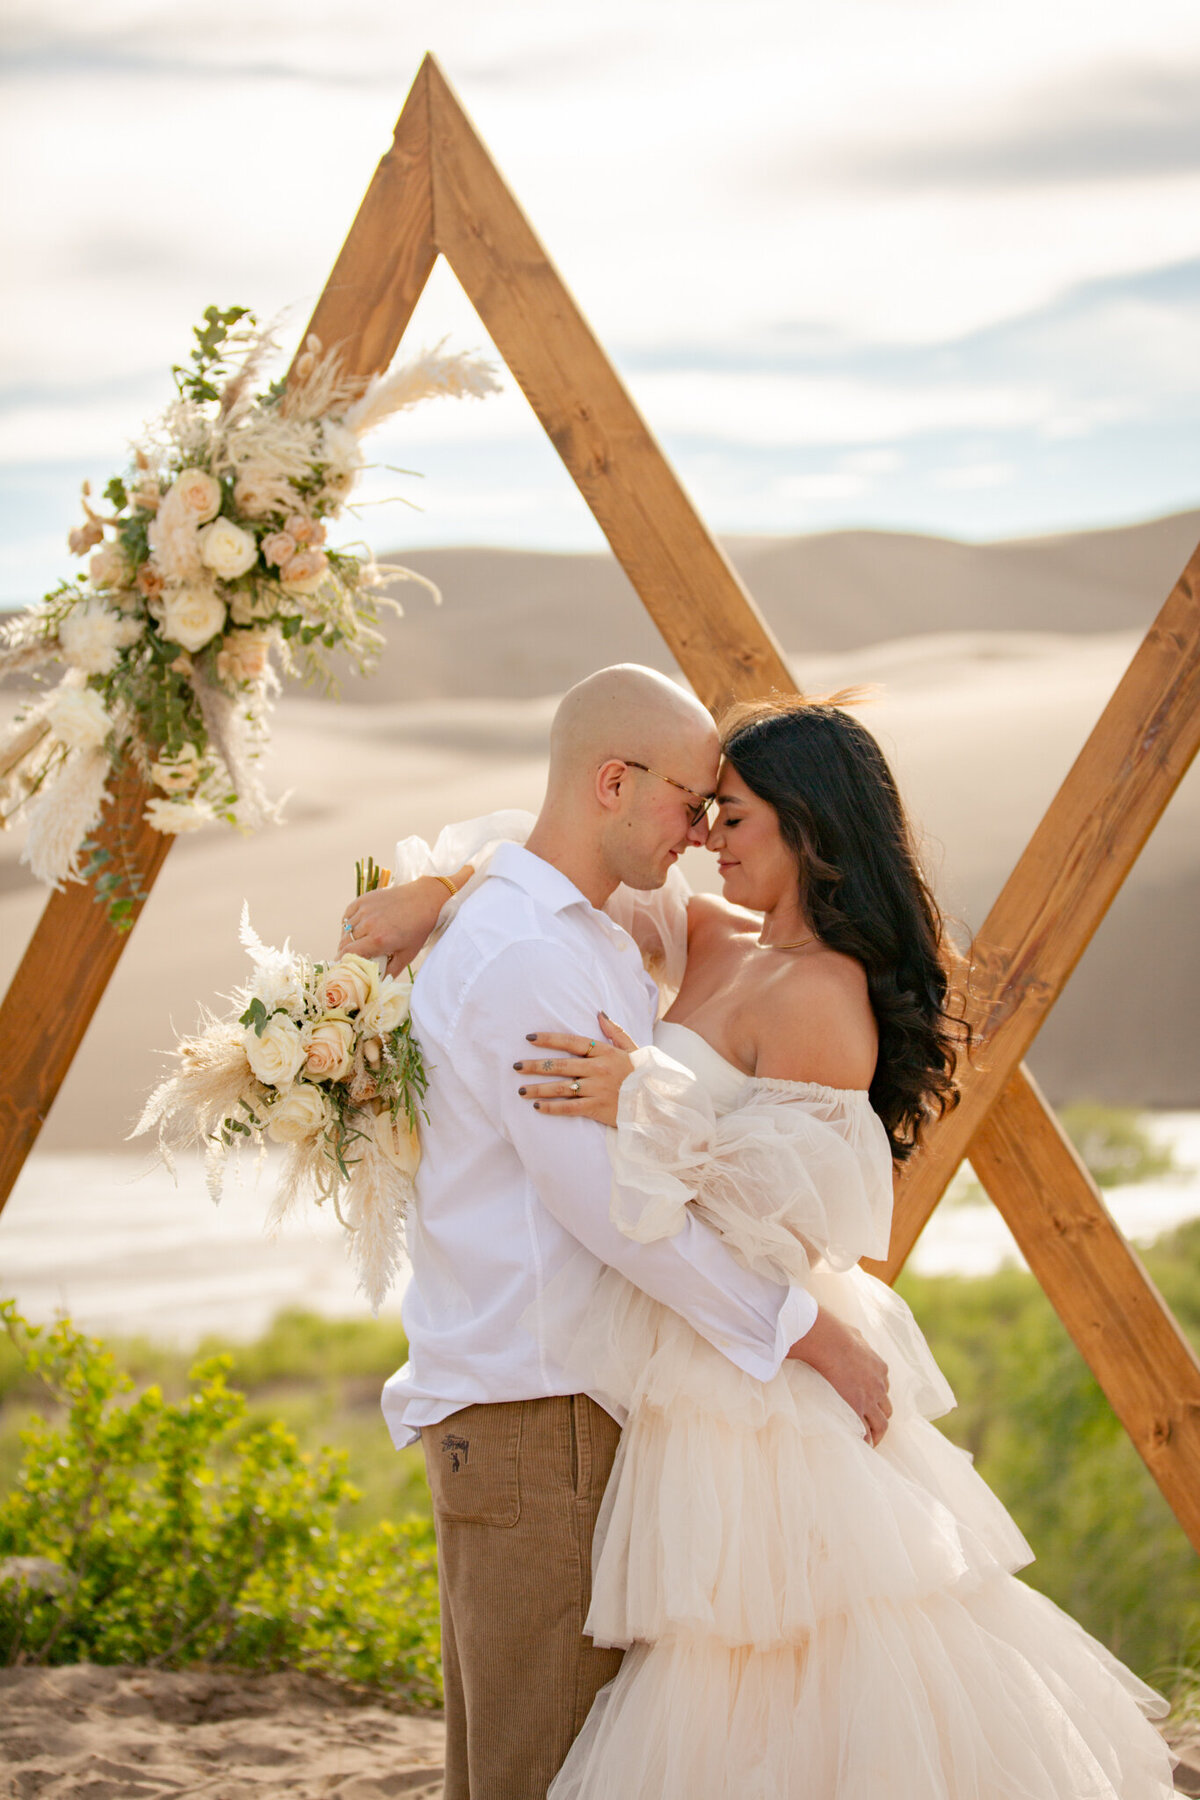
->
[548, 664, 716, 791]
[533, 665, 719, 895]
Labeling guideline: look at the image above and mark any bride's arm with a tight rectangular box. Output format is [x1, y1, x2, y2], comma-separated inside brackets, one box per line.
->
[335, 809, 536, 975]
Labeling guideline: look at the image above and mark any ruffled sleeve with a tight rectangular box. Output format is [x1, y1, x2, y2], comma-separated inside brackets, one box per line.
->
[608, 1046, 894, 1286]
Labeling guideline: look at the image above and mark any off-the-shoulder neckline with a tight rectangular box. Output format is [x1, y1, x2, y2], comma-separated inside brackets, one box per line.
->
[655, 1020, 870, 1098]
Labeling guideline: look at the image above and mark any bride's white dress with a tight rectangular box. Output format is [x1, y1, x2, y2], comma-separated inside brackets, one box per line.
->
[546, 1021, 1176, 1800]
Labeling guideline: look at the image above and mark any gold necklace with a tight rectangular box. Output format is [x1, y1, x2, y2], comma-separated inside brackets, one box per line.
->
[759, 933, 815, 951]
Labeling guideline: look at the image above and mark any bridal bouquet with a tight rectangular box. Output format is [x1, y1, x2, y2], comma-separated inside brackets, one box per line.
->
[0, 305, 497, 926]
[133, 858, 425, 1308]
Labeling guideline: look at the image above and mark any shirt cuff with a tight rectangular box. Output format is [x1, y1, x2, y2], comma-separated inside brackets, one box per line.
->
[715, 1282, 818, 1384]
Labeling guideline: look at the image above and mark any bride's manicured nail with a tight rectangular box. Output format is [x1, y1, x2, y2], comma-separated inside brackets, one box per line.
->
[512, 1062, 523, 1070]
[532, 1101, 541, 1109]
[518, 1087, 527, 1096]
[526, 1033, 537, 1042]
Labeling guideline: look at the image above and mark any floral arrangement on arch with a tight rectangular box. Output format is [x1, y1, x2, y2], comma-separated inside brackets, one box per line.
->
[0, 305, 497, 925]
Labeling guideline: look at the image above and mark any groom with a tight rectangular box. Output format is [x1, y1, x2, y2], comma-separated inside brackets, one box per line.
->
[344, 665, 890, 1800]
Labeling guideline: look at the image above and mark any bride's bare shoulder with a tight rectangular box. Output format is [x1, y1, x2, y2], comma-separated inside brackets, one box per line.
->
[754, 950, 877, 1089]
[686, 891, 756, 942]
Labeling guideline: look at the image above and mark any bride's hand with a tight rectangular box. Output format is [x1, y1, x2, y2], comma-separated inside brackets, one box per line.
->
[514, 1013, 637, 1126]
[337, 866, 472, 977]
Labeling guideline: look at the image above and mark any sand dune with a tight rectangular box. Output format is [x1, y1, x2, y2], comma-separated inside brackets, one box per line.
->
[361, 509, 1200, 702]
[1, 514, 1197, 1154]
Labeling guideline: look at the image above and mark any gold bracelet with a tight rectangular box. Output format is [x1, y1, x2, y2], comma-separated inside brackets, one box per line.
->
[432, 872, 459, 899]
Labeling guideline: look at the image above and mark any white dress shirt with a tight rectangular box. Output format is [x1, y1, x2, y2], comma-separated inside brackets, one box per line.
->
[381, 843, 817, 1448]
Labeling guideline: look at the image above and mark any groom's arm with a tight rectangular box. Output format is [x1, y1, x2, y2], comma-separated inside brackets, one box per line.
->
[454, 937, 817, 1384]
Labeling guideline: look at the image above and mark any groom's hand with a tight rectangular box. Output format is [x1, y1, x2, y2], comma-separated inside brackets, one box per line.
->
[786, 1308, 892, 1447]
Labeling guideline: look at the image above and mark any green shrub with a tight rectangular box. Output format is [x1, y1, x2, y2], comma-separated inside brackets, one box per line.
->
[0, 1303, 440, 1702]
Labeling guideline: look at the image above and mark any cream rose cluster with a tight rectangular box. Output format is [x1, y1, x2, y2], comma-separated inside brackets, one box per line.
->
[161, 584, 227, 652]
[243, 1013, 306, 1088]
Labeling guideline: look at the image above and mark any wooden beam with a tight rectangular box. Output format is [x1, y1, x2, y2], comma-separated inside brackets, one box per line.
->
[966, 1065, 1200, 1553]
[423, 56, 794, 715]
[292, 54, 437, 382]
[0, 767, 173, 1212]
[881, 540, 1200, 1275]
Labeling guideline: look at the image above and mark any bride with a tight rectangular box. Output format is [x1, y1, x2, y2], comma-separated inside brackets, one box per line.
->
[346, 694, 1175, 1797]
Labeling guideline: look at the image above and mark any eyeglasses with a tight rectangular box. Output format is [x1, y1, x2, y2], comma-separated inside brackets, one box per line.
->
[620, 760, 715, 828]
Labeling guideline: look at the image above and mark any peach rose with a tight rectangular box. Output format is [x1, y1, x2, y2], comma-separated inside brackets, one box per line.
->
[149, 742, 201, 794]
[302, 1015, 355, 1082]
[285, 513, 326, 547]
[169, 468, 222, 523]
[319, 954, 380, 1015]
[260, 530, 296, 569]
[136, 562, 166, 599]
[280, 548, 329, 594]
[216, 630, 271, 688]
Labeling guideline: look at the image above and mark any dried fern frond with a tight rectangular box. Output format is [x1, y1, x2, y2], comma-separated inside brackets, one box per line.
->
[130, 1015, 257, 1176]
[341, 345, 499, 438]
[340, 1131, 410, 1313]
[20, 747, 109, 887]
[281, 337, 365, 424]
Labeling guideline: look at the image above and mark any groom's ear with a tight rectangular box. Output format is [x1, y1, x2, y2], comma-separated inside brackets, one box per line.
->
[595, 758, 628, 814]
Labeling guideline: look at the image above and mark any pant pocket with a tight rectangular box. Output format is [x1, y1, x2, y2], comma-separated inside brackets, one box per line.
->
[424, 1402, 523, 1527]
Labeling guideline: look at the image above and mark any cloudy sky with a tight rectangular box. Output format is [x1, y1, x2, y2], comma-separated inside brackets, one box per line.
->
[2, 0, 1200, 604]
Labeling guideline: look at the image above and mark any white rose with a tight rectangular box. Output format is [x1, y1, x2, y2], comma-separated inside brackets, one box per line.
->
[45, 685, 111, 750]
[143, 795, 213, 834]
[243, 1013, 306, 1089]
[199, 517, 259, 580]
[265, 1083, 332, 1144]
[160, 584, 227, 652]
[372, 1108, 421, 1178]
[58, 601, 126, 676]
[319, 954, 380, 1016]
[361, 970, 413, 1036]
[168, 468, 222, 523]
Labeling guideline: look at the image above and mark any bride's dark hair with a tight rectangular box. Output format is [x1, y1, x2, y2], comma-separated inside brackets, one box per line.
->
[719, 696, 965, 1161]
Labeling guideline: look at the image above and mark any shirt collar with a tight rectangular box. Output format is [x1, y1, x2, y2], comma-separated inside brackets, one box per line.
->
[488, 842, 637, 952]
[489, 841, 601, 917]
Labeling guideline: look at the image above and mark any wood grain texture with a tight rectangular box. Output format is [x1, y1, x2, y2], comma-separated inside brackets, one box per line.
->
[291, 56, 437, 383]
[423, 56, 794, 714]
[0, 767, 174, 1213]
[881, 540, 1200, 1276]
[966, 1065, 1200, 1552]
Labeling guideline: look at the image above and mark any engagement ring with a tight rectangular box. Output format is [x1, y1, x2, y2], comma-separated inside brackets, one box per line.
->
[571, 1079, 582, 1097]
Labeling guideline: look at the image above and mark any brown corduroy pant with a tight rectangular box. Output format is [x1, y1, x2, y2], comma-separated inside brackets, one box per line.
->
[422, 1394, 624, 1800]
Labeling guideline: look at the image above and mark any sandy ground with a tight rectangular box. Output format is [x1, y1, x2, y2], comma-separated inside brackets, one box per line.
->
[0, 1664, 1196, 1797]
[0, 1664, 445, 1798]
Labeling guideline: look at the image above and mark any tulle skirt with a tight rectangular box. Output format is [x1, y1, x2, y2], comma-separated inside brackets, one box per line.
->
[547, 1263, 1175, 1798]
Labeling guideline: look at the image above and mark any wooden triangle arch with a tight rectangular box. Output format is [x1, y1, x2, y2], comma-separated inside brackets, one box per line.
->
[2, 52, 1199, 1552]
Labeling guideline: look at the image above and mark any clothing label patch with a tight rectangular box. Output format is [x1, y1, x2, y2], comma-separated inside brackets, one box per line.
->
[441, 1433, 470, 1473]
